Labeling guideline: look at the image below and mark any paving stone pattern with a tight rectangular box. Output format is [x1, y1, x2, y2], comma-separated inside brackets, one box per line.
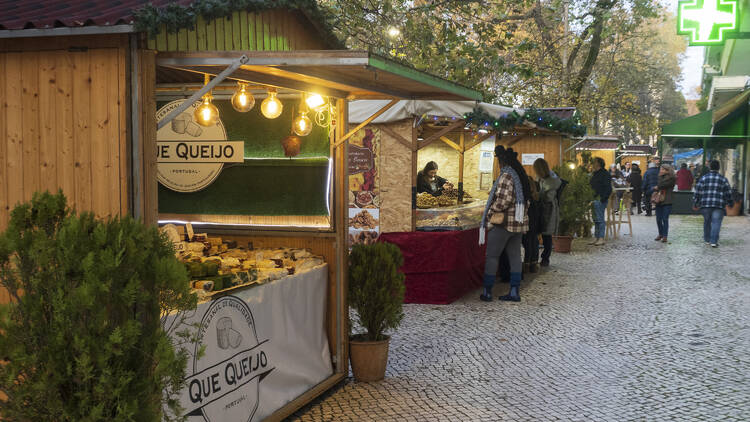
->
[290, 215, 750, 421]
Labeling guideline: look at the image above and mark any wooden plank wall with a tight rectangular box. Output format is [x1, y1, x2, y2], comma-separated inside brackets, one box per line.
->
[501, 135, 565, 177]
[219, 233, 338, 358]
[0, 47, 129, 231]
[147, 10, 328, 52]
[138, 50, 159, 226]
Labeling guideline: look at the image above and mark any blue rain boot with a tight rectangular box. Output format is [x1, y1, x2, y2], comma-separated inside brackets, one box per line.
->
[499, 272, 521, 302]
[479, 274, 495, 302]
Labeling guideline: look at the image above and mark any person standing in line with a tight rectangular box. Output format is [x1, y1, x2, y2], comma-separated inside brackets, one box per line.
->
[478, 145, 529, 302]
[622, 162, 632, 179]
[533, 158, 561, 267]
[627, 163, 643, 214]
[589, 157, 612, 246]
[654, 164, 676, 243]
[693, 160, 734, 247]
[642, 158, 660, 216]
[676, 163, 694, 191]
[523, 177, 543, 273]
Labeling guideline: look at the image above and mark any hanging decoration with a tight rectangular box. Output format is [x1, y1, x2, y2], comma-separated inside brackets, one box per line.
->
[261, 88, 283, 119]
[293, 111, 313, 136]
[194, 75, 220, 127]
[463, 107, 586, 137]
[230, 82, 255, 112]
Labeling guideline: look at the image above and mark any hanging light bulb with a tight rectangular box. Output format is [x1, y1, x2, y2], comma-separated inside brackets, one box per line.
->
[293, 111, 313, 136]
[231, 82, 255, 112]
[194, 93, 219, 127]
[261, 88, 283, 119]
[305, 93, 326, 110]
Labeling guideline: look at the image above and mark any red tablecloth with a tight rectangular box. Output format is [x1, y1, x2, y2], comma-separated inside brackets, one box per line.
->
[380, 228, 486, 304]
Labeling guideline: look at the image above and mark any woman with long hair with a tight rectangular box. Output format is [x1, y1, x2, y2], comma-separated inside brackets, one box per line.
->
[533, 158, 561, 267]
[416, 161, 453, 196]
[479, 145, 529, 302]
[654, 164, 676, 242]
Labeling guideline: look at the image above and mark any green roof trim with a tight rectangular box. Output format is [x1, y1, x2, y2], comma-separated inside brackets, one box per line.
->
[367, 54, 483, 101]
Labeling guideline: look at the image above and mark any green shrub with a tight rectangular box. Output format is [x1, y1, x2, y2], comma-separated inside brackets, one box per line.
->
[348, 242, 405, 342]
[554, 165, 595, 237]
[0, 191, 197, 421]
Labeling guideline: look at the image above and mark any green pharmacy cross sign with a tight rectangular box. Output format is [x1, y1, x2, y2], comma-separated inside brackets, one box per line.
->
[678, 0, 738, 45]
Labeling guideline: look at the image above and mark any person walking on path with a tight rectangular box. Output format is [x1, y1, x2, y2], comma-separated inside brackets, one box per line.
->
[642, 159, 660, 216]
[693, 160, 734, 247]
[534, 158, 561, 266]
[479, 145, 529, 302]
[589, 157, 612, 246]
[627, 163, 643, 214]
[676, 163, 694, 191]
[654, 164, 676, 242]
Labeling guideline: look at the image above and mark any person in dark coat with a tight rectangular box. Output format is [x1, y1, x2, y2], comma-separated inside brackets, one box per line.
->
[589, 157, 612, 246]
[417, 161, 453, 196]
[627, 163, 643, 214]
[522, 177, 544, 273]
[641, 160, 660, 216]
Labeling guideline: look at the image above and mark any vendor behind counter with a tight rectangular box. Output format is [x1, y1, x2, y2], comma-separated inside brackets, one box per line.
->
[417, 161, 454, 197]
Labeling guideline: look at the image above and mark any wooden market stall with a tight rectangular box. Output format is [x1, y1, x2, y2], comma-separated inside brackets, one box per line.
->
[569, 135, 622, 168]
[347, 101, 581, 304]
[0, 1, 481, 420]
[618, 144, 656, 168]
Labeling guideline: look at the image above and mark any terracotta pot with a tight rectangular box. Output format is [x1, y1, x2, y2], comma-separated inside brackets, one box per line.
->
[349, 336, 390, 382]
[726, 202, 741, 216]
[552, 235, 573, 253]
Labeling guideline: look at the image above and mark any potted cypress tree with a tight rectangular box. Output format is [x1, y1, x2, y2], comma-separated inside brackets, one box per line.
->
[348, 242, 405, 382]
[552, 164, 595, 252]
[0, 191, 198, 421]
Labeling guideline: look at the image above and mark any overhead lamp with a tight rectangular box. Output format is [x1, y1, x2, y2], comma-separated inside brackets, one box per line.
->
[194, 93, 219, 127]
[478, 128, 489, 134]
[293, 111, 313, 136]
[231, 82, 255, 112]
[387, 26, 401, 38]
[261, 88, 283, 119]
[305, 93, 326, 110]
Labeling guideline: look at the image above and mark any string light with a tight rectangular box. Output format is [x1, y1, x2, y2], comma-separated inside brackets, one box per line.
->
[230, 82, 255, 112]
[293, 111, 313, 136]
[261, 88, 283, 119]
[194, 74, 219, 126]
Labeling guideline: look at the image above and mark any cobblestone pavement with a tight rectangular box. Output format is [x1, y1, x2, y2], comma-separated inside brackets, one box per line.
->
[290, 215, 750, 421]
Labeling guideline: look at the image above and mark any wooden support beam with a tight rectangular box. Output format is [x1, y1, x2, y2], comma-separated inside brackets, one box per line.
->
[411, 121, 418, 232]
[419, 120, 465, 149]
[458, 132, 465, 201]
[439, 136, 462, 153]
[335, 99, 398, 147]
[334, 98, 349, 374]
[379, 124, 415, 151]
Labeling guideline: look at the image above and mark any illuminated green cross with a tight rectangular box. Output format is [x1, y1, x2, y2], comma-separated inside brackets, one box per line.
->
[678, 0, 738, 45]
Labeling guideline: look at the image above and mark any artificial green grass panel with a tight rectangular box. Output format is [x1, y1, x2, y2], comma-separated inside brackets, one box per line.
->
[158, 159, 330, 216]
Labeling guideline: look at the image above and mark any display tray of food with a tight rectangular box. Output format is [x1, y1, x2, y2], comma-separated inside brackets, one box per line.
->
[415, 200, 483, 231]
[159, 223, 325, 301]
[416, 188, 473, 209]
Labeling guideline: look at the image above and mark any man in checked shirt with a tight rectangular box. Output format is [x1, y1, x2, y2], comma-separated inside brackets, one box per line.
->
[693, 160, 734, 247]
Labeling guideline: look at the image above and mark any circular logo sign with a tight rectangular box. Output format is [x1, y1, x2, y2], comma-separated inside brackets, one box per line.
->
[184, 296, 271, 421]
[156, 100, 228, 192]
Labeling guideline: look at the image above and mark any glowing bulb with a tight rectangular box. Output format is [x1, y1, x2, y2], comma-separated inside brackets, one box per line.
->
[387, 26, 401, 38]
[261, 89, 283, 119]
[293, 112, 313, 136]
[305, 93, 326, 110]
[568, 162, 576, 170]
[194, 95, 219, 127]
[231, 83, 255, 112]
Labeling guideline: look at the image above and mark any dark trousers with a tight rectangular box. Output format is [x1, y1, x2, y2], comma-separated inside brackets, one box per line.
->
[523, 233, 539, 263]
[643, 193, 653, 215]
[655, 204, 672, 237]
[541, 235, 552, 261]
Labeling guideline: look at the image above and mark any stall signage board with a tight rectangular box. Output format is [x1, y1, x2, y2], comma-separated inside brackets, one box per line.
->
[479, 151, 494, 173]
[522, 153, 545, 166]
[163, 265, 332, 422]
[348, 128, 380, 247]
[677, 0, 738, 46]
[157, 100, 244, 193]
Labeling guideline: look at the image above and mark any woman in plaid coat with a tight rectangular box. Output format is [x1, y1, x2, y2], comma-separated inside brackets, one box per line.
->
[479, 146, 530, 302]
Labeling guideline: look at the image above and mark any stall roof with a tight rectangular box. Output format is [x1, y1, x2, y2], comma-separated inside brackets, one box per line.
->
[156, 51, 483, 101]
[348, 100, 512, 123]
[661, 110, 712, 137]
[540, 107, 577, 119]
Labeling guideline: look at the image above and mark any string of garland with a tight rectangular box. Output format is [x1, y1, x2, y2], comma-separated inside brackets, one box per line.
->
[132, 0, 344, 48]
[464, 107, 586, 137]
